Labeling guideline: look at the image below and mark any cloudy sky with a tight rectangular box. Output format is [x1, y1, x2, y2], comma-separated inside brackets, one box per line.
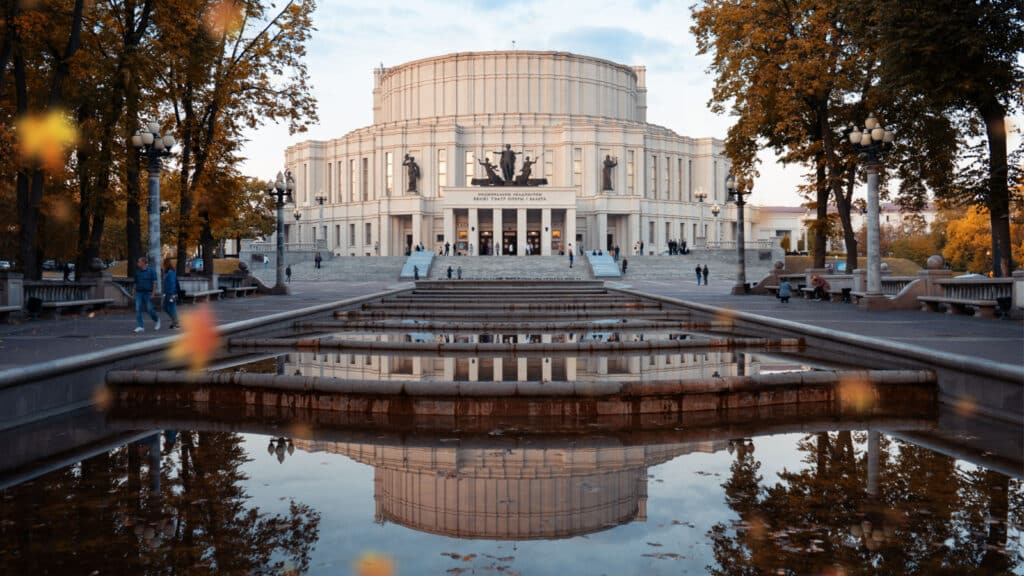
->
[238, 0, 1018, 207]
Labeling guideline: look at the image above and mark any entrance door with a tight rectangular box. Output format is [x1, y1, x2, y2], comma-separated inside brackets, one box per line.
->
[502, 231, 517, 255]
[480, 231, 493, 256]
[527, 231, 540, 255]
[405, 234, 413, 255]
[607, 233, 614, 251]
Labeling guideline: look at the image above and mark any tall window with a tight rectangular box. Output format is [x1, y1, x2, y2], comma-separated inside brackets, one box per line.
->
[465, 150, 475, 186]
[713, 160, 718, 201]
[665, 222, 671, 243]
[327, 162, 332, 202]
[650, 156, 657, 198]
[303, 163, 308, 203]
[663, 156, 670, 200]
[648, 221, 655, 243]
[385, 152, 394, 196]
[338, 162, 343, 203]
[335, 224, 341, 247]
[544, 150, 553, 182]
[349, 223, 355, 246]
[572, 148, 582, 187]
[687, 159, 693, 201]
[626, 150, 634, 195]
[364, 222, 372, 245]
[437, 148, 447, 190]
[349, 159, 356, 203]
[677, 159, 683, 201]
[361, 158, 369, 201]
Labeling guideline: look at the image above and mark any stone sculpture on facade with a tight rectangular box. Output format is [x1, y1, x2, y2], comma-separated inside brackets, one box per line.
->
[403, 154, 420, 193]
[602, 155, 618, 191]
[515, 156, 537, 185]
[471, 146, 548, 187]
[497, 144, 519, 183]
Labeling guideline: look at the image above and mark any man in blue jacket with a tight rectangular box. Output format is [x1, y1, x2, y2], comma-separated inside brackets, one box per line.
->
[134, 256, 160, 333]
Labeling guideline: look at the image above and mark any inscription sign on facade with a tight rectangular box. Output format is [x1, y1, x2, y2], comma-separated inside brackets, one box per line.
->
[472, 190, 548, 203]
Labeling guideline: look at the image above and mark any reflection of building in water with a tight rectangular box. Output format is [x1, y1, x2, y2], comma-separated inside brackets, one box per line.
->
[286, 333, 756, 383]
[293, 439, 726, 540]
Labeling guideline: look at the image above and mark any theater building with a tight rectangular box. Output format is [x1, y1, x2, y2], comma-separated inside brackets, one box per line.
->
[285, 51, 748, 257]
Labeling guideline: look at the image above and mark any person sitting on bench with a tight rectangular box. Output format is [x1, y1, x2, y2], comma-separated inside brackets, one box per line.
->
[810, 274, 830, 301]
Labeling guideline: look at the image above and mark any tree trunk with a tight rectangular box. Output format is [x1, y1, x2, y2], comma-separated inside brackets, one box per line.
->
[980, 104, 1012, 276]
[200, 213, 215, 278]
[835, 167, 859, 272]
[125, 96, 143, 273]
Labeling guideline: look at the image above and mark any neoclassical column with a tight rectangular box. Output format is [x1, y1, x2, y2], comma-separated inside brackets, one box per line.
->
[493, 357, 503, 381]
[566, 207, 577, 253]
[541, 208, 552, 255]
[443, 357, 455, 381]
[493, 208, 503, 255]
[629, 212, 640, 253]
[596, 212, 608, 252]
[443, 208, 454, 249]
[380, 215, 392, 256]
[655, 219, 664, 254]
[517, 208, 527, 255]
[412, 212, 422, 249]
[468, 357, 479, 382]
[565, 357, 577, 381]
[469, 208, 479, 256]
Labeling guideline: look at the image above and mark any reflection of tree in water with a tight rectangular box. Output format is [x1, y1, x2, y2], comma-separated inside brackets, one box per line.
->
[707, 432, 1021, 575]
[0, 431, 319, 575]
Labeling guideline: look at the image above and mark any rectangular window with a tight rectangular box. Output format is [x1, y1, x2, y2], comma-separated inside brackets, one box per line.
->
[361, 158, 369, 201]
[665, 222, 671, 243]
[713, 160, 718, 201]
[365, 222, 372, 245]
[327, 162, 332, 202]
[303, 163, 308, 204]
[627, 150, 634, 195]
[687, 159, 693, 202]
[349, 159, 356, 203]
[677, 159, 683, 201]
[572, 148, 582, 187]
[385, 152, 394, 196]
[437, 148, 447, 190]
[465, 150, 475, 186]
[335, 224, 341, 247]
[544, 150, 553, 181]
[663, 156, 670, 200]
[349, 223, 355, 246]
[650, 156, 657, 198]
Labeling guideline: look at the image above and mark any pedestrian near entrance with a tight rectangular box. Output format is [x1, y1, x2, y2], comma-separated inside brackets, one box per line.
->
[314, 252, 322, 269]
[622, 258, 628, 275]
[413, 266, 419, 280]
[133, 256, 159, 333]
[447, 265, 453, 279]
[456, 265, 463, 280]
[162, 258, 180, 329]
[469, 243, 474, 256]
[444, 242, 450, 256]
[568, 251, 574, 268]
[286, 265, 292, 283]
[695, 264, 703, 285]
[702, 264, 709, 286]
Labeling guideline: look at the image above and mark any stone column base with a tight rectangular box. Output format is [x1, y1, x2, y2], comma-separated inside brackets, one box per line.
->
[856, 294, 890, 311]
[268, 284, 291, 296]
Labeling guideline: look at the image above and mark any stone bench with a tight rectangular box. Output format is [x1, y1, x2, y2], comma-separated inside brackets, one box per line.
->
[0, 304, 21, 322]
[37, 298, 114, 318]
[221, 285, 257, 298]
[180, 289, 222, 303]
[918, 296, 999, 319]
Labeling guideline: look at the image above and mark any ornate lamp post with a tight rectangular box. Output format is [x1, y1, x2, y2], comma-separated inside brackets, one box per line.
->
[314, 193, 327, 247]
[726, 174, 751, 295]
[695, 190, 708, 247]
[710, 203, 721, 246]
[849, 114, 895, 298]
[293, 208, 302, 244]
[268, 171, 294, 294]
[131, 122, 175, 294]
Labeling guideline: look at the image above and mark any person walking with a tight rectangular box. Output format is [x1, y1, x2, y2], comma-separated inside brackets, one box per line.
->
[568, 251, 574, 268]
[413, 265, 419, 280]
[162, 258, 180, 329]
[62, 261, 72, 282]
[444, 241, 450, 256]
[133, 256, 160, 333]
[447, 265, 453, 279]
[702, 264, 709, 286]
[456, 265, 463, 279]
[778, 278, 793, 303]
[695, 264, 703, 286]
[621, 258, 628, 276]
[314, 252, 322, 269]
[286, 265, 292, 283]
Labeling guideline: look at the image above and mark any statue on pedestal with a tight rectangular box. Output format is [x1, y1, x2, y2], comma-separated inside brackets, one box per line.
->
[602, 155, 618, 191]
[403, 154, 420, 193]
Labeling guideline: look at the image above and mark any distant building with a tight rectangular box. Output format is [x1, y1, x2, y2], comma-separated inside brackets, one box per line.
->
[284, 51, 760, 256]
[754, 202, 937, 254]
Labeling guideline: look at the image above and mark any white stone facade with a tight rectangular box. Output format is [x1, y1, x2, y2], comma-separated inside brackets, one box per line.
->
[285, 51, 753, 257]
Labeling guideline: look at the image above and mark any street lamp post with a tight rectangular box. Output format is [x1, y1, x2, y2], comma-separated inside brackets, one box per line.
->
[695, 190, 708, 247]
[726, 174, 751, 295]
[314, 193, 326, 248]
[131, 122, 175, 295]
[293, 209, 302, 244]
[268, 171, 294, 294]
[710, 203, 721, 247]
[849, 114, 895, 298]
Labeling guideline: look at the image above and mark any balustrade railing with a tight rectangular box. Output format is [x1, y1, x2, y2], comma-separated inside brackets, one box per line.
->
[880, 276, 916, 296]
[935, 278, 1012, 301]
[23, 281, 96, 302]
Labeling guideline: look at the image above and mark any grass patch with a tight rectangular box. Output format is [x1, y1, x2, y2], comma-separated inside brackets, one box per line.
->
[110, 258, 241, 277]
[783, 256, 921, 275]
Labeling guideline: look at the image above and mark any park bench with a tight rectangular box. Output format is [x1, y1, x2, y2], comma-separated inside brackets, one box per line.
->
[23, 281, 113, 319]
[915, 277, 1011, 319]
[0, 304, 21, 323]
[218, 275, 258, 298]
[178, 277, 221, 303]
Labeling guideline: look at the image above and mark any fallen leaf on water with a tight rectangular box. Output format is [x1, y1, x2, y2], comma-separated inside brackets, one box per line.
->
[354, 552, 395, 576]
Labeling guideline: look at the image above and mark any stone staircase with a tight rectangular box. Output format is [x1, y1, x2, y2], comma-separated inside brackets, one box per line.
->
[250, 256, 407, 283]
[428, 255, 591, 280]
[618, 249, 780, 283]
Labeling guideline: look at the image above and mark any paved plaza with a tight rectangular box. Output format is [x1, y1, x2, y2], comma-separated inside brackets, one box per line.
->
[0, 275, 1020, 373]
